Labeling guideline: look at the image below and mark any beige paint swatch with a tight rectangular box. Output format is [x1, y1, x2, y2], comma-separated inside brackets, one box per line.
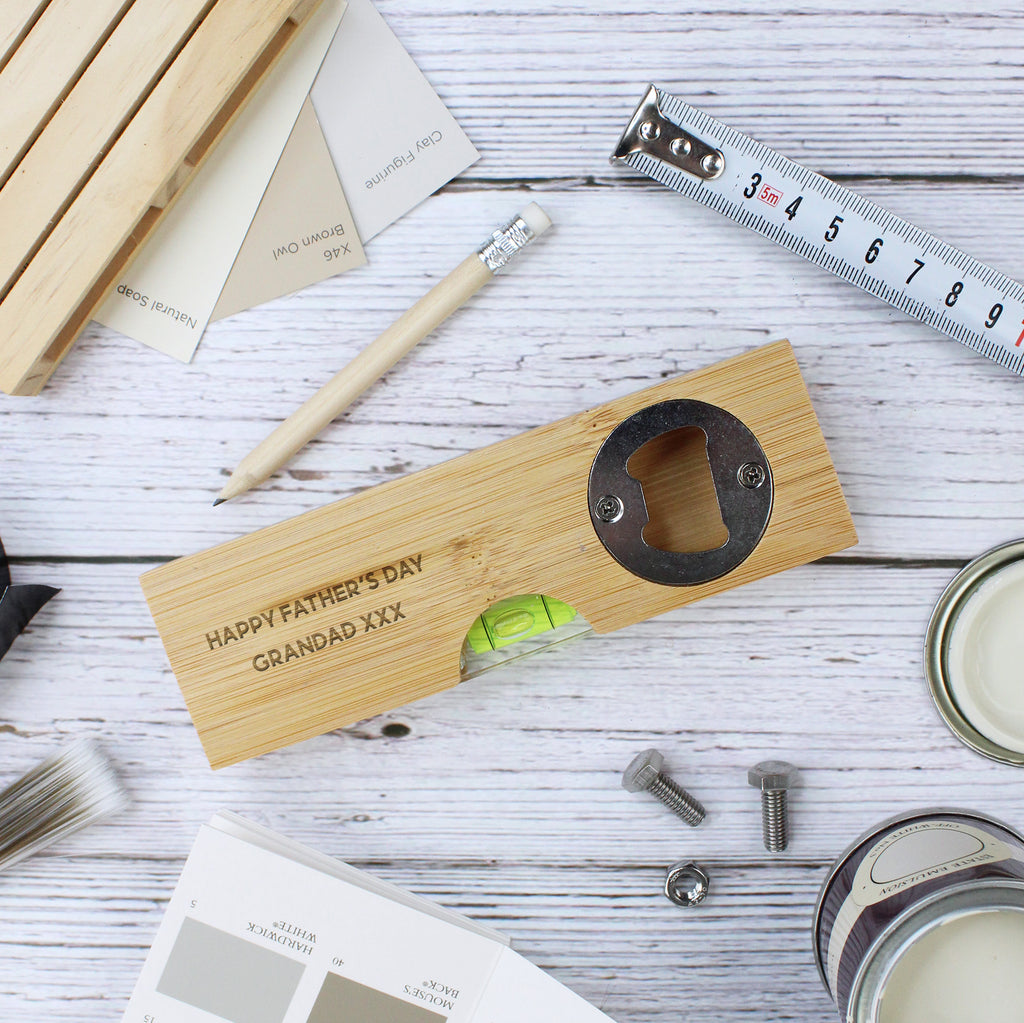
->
[216, 0, 481, 319]
[212, 98, 365, 320]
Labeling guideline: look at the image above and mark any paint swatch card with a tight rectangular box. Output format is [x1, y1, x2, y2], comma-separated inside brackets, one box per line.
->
[310, 0, 480, 242]
[97, 0, 476, 358]
[211, 98, 365, 321]
[121, 812, 617, 1023]
[94, 0, 346, 361]
[217, 0, 480, 319]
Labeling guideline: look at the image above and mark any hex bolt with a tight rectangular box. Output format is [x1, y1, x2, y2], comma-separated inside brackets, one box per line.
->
[747, 760, 798, 852]
[664, 861, 710, 907]
[622, 748, 705, 827]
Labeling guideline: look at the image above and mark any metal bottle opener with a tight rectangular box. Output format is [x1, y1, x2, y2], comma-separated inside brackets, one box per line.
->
[588, 400, 773, 586]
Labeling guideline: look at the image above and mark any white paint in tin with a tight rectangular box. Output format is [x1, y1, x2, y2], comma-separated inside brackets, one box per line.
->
[947, 558, 1024, 755]
[877, 907, 1024, 1023]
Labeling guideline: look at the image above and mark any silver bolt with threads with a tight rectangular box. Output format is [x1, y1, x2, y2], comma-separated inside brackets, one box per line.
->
[747, 760, 798, 852]
[622, 748, 705, 827]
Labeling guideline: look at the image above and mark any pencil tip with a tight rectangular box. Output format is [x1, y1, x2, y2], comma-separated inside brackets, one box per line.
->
[212, 498, 225, 507]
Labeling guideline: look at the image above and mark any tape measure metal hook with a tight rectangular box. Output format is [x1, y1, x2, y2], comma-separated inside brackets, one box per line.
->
[613, 85, 725, 182]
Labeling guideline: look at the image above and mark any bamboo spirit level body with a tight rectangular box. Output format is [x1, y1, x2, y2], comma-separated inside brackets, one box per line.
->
[142, 341, 857, 768]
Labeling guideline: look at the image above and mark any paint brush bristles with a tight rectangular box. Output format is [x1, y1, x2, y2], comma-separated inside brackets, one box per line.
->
[0, 740, 129, 873]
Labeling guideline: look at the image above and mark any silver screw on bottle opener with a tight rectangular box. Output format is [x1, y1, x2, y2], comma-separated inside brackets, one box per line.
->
[738, 461, 766, 489]
[747, 760, 798, 852]
[594, 494, 623, 523]
[622, 748, 705, 827]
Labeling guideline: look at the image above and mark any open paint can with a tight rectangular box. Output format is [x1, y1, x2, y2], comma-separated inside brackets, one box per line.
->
[926, 538, 1024, 765]
[814, 809, 1024, 1023]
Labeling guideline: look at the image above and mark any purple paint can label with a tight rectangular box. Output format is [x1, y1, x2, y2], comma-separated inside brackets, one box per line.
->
[814, 810, 1024, 1022]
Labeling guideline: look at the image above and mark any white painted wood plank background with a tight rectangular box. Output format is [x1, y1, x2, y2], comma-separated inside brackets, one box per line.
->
[3, 3, 1024, 1021]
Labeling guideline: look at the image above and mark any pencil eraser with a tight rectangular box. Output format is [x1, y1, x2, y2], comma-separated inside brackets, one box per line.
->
[520, 202, 552, 237]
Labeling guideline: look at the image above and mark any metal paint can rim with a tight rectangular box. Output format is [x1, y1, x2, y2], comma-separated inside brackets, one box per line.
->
[924, 538, 1024, 767]
[811, 806, 1020, 992]
[847, 877, 1024, 1023]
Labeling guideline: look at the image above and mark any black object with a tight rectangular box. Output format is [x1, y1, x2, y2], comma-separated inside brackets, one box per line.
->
[0, 537, 58, 660]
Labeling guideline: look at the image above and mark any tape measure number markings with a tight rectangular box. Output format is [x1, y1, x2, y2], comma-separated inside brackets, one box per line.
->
[613, 85, 1024, 375]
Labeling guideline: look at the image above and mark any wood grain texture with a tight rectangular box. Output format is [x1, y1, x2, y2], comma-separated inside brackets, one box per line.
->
[0, 0, 131, 185]
[2, 2, 1024, 1020]
[0, 0, 50, 70]
[0, 0, 322, 395]
[219, 252, 495, 500]
[380, 3, 1024, 181]
[4, 182, 1023, 560]
[0, 0, 213, 290]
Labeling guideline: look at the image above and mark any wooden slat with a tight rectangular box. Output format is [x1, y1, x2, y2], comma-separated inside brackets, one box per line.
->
[377, 6, 1024, 181]
[0, 0, 49, 69]
[0, 0, 320, 396]
[3, 559, 1020, 862]
[0, 856, 844, 1021]
[0, 0, 132, 186]
[0, 0, 214, 296]
[5, 556, 1024, 1019]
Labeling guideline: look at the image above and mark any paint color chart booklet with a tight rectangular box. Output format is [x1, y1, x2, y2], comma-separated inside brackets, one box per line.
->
[122, 812, 617, 1023]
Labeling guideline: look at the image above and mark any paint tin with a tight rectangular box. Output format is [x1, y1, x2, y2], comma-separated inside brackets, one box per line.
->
[925, 538, 1024, 766]
[814, 809, 1024, 1023]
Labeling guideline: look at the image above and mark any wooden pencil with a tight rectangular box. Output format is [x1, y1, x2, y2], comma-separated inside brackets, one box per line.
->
[215, 203, 552, 504]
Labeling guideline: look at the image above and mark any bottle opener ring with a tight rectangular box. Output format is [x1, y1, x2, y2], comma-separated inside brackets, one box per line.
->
[587, 399, 773, 586]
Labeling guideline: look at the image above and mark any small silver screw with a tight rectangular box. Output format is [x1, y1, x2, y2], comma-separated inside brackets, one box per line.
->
[664, 861, 710, 907]
[622, 748, 705, 827]
[738, 462, 766, 489]
[748, 760, 798, 852]
[639, 120, 661, 141]
[595, 494, 623, 523]
[670, 136, 691, 157]
[701, 151, 725, 177]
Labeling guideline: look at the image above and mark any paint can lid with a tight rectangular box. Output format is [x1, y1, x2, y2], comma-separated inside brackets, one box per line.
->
[926, 539, 1024, 766]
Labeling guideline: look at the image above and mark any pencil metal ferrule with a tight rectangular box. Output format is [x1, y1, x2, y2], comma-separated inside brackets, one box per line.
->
[477, 215, 537, 273]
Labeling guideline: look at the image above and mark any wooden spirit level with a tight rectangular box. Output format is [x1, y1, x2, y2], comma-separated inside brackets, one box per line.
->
[142, 341, 857, 768]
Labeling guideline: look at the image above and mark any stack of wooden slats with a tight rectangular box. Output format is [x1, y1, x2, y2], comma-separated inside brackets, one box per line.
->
[0, 0, 321, 396]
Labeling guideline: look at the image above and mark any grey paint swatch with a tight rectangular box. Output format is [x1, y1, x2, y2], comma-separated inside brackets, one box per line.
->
[157, 917, 304, 1023]
[306, 972, 447, 1023]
